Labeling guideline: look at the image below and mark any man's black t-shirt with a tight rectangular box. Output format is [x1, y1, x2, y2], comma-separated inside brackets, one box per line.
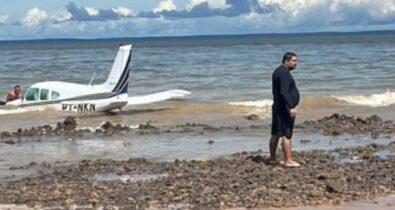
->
[271, 65, 300, 138]
[272, 65, 300, 109]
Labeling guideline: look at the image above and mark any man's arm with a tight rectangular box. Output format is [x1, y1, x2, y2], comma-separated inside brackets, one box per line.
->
[279, 71, 295, 109]
[6, 92, 12, 102]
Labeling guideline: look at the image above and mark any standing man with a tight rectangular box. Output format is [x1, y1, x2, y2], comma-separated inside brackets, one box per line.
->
[269, 52, 300, 167]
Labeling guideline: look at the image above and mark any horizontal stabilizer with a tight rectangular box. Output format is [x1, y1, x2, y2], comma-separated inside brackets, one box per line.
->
[127, 89, 191, 106]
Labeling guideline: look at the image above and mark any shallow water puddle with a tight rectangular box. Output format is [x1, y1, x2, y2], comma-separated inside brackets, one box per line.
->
[330, 147, 394, 164]
[89, 173, 168, 183]
[339, 155, 362, 164]
[374, 150, 395, 159]
[330, 152, 361, 164]
[1, 131, 394, 182]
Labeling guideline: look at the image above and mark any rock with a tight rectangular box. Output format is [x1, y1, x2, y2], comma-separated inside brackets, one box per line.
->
[4, 139, 15, 144]
[366, 115, 382, 123]
[251, 186, 268, 196]
[302, 114, 395, 137]
[62, 117, 77, 131]
[0, 131, 12, 138]
[246, 155, 265, 163]
[316, 173, 328, 180]
[325, 182, 345, 193]
[123, 165, 132, 172]
[102, 122, 114, 130]
[245, 114, 260, 121]
[28, 162, 38, 167]
[202, 125, 220, 132]
[139, 122, 158, 130]
[309, 189, 324, 197]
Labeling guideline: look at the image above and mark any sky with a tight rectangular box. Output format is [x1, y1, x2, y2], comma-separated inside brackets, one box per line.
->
[0, 0, 394, 40]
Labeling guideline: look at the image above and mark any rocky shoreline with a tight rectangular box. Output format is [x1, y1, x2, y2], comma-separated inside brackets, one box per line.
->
[1, 114, 395, 144]
[0, 141, 394, 209]
[299, 114, 395, 137]
[0, 113, 394, 209]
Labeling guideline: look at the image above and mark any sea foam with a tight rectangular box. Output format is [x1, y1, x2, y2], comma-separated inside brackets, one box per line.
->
[332, 89, 395, 107]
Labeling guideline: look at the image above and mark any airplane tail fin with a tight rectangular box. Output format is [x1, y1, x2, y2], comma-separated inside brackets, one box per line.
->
[103, 44, 132, 94]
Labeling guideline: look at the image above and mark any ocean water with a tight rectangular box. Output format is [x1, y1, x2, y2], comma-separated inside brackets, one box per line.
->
[1, 32, 395, 184]
[0, 31, 394, 121]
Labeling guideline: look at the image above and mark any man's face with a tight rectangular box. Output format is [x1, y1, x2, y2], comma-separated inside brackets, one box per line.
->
[14, 86, 20, 94]
[285, 56, 298, 70]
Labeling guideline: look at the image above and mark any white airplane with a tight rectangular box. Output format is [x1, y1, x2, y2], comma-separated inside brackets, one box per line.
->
[3, 44, 190, 113]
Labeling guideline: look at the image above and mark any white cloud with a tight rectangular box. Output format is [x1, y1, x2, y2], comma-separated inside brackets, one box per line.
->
[258, 0, 318, 10]
[154, 0, 177, 13]
[382, 2, 395, 15]
[1, 0, 395, 40]
[250, 0, 395, 28]
[65, 2, 135, 21]
[22, 8, 48, 27]
[112, 7, 135, 17]
[0, 14, 9, 25]
[85, 7, 99, 16]
[187, 0, 229, 9]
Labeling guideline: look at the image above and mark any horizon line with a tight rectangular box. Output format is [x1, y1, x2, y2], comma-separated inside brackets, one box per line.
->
[0, 29, 394, 43]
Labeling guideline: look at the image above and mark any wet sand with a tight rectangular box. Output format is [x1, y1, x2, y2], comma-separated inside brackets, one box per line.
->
[1, 99, 395, 132]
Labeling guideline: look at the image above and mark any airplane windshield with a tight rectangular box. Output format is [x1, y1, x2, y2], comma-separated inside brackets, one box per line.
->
[25, 88, 39, 101]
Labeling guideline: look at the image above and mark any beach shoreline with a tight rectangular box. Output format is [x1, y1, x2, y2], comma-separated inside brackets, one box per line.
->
[0, 141, 393, 209]
[0, 113, 394, 209]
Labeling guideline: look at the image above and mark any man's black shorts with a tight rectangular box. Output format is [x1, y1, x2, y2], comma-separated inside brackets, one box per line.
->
[271, 104, 295, 139]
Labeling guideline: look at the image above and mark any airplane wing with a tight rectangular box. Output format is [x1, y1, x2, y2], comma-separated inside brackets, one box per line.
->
[127, 89, 191, 106]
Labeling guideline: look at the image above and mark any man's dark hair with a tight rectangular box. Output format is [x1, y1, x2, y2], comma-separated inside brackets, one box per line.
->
[14, 85, 21, 89]
[282, 52, 297, 63]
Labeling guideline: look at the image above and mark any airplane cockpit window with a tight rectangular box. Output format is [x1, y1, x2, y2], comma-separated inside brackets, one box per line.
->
[25, 88, 39, 101]
[40, 89, 49, 100]
[51, 91, 60, 100]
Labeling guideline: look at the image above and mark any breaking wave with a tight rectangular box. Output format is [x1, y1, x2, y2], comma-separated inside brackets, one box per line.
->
[332, 89, 395, 107]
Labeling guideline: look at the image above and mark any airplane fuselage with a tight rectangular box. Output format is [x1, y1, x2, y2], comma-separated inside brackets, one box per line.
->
[7, 81, 129, 113]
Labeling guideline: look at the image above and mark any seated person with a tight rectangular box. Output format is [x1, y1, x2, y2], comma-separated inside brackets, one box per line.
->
[7, 85, 22, 102]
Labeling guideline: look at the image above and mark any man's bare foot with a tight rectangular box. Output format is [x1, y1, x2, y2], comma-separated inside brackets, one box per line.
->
[268, 159, 285, 165]
[284, 160, 301, 167]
